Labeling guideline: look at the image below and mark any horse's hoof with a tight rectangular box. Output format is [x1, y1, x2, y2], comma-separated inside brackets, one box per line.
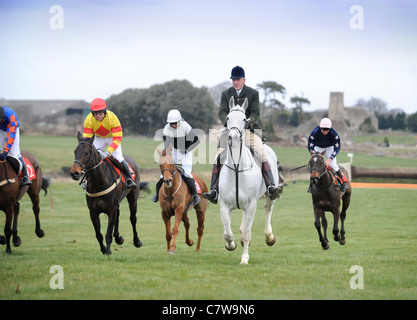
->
[322, 243, 329, 250]
[134, 239, 142, 248]
[186, 240, 194, 247]
[115, 236, 124, 245]
[168, 249, 176, 254]
[225, 241, 237, 251]
[0, 235, 6, 245]
[334, 234, 341, 242]
[265, 235, 276, 246]
[36, 229, 45, 238]
[339, 239, 346, 245]
[13, 236, 21, 247]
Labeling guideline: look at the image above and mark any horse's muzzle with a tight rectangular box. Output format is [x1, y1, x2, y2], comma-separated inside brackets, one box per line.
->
[70, 171, 80, 181]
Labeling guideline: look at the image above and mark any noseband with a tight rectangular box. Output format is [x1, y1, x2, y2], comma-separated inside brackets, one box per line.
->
[73, 141, 103, 173]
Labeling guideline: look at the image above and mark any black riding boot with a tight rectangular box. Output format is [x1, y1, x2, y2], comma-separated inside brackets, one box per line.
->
[19, 157, 32, 186]
[336, 170, 348, 192]
[262, 161, 281, 200]
[152, 178, 163, 202]
[121, 160, 137, 188]
[184, 176, 201, 206]
[203, 159, 222, 204]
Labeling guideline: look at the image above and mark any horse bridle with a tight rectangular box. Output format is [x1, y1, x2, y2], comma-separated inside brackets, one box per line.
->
[73, 141, 104, 174]
[308, 154, 327, 180]
[225, 109, 253, 173]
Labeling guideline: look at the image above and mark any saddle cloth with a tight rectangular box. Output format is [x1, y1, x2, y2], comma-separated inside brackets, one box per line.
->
[6, 156, 36, 180]
[327, 166, 348, 186]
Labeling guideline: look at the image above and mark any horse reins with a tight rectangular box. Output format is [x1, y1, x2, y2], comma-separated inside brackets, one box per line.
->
[225, 109, 254, 209]
[161, 165, 182, 200]
[309, 154, 333, 192]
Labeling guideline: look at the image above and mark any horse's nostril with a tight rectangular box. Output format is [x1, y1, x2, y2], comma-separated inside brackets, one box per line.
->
[71, 172, 80, 180]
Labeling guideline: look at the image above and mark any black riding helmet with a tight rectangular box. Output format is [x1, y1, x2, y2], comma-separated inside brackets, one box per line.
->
[0, 106, 4, 120]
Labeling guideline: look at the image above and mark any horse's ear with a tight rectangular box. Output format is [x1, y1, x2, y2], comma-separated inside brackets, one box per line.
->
[168, 143, 174, 153]
[77, 131, 82, 141]
[89, 133, 95, 144]
[229, 96, 235, 110]
[310, 150, 314, 155]
[320, 150, 326, 156]
[242, 98, 248, 110]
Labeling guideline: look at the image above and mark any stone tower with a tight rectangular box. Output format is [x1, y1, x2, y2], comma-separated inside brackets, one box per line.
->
[328, 92, 344, 121]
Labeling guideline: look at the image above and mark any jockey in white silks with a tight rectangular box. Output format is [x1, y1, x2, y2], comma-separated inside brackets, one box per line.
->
[152, 109, 201, 206]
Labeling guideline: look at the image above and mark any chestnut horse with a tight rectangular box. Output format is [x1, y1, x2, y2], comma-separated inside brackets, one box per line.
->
[70, 132, 150, 255]
[308, 150, 352, 250]
[156, 145, 208, 253]
[0, 151, 49, 254]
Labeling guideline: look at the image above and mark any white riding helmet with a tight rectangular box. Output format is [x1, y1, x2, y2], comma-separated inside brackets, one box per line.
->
[319, 117, 332, 128]
[167, 109, 182, 123]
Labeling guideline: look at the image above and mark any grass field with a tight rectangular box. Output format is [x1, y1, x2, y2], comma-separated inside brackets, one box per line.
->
[1, 135, 417, 301]
[1, 180, 416, 300]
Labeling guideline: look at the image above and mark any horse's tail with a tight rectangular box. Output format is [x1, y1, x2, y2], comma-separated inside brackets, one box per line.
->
[139, 181, 151, 195]
[41, 177, 51, 196]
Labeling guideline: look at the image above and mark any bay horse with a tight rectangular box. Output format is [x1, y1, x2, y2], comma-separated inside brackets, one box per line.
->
[156, 145, 208, 254]
[70, 132, 150, 255]
[308, 150, 352, 250]
[0, 150, 49, 254]
[219, 97, 280, 264]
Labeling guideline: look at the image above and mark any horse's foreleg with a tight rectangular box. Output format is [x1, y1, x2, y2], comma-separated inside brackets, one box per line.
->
[182, 213, 194, 247]
[12, 202, 22, 247]
[220, 204, 236, 251]
[169, 208, 183, 254]
[332, 208, 341, 242]
[162, 212, 172, 252]
[264, 198, 276, 246]
[240, 202, 256, 265]
[314, 208, 329, 250]
[113, 207, 124, 245]
[105, 210, 118, 255]
[4, 206, 14, 254]
[90, 211, 107, 255]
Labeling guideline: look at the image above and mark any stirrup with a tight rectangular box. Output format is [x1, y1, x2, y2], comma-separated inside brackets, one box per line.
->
[193, 194, 201, 206]
[126, 179, 137, 188]
[267, 185, 280, 200]
[21, 176, 32, 186]
[152, 193, 158, 202]
[203, 189, 217, 204]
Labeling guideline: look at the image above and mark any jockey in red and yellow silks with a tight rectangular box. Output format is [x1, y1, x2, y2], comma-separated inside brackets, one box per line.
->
[83, 109, 123, 154]
[82, 98, 136, 188]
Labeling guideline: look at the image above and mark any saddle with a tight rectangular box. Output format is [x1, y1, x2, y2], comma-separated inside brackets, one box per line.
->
[104, 156, 136, 184]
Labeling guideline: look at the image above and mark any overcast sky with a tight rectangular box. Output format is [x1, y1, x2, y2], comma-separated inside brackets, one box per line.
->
[1, 0, 416, 113]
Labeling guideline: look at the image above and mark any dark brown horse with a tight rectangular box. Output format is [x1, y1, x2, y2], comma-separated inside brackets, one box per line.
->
[156, 145, 208, 254]
[70, 132, 150, 255]
[0, 151, 49, 254]
[308, 150, 351, 250]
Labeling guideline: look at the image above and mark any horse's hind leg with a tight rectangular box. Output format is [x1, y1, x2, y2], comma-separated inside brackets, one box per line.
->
[128, 199, 142, 248]
[194, 208, 205, 252]
[12, 202, 22, 247]
[264, 197, 276, 246]
[182, 213, 194, 247]
[3, 206, 14, 254]
[28, 190, 45, 238]
[240, 202, 256, 265]
[339, 193, 350, 245]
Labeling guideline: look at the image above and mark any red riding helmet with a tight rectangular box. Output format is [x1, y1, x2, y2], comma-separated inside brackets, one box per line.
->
[90, 98, 107, 111]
